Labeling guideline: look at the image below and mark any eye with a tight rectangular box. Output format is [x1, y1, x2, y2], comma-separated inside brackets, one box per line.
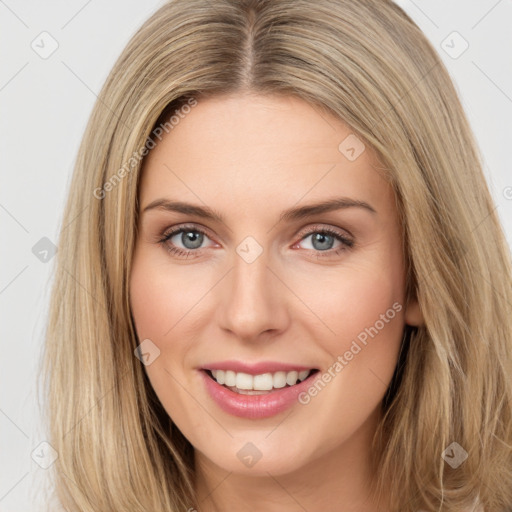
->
[294, 225, 354, 258]
[159, 224, 216, 259]
[158, 223, 354, 260]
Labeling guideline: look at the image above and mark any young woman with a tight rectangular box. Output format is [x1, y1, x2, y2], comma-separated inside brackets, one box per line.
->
[41, 0, 512, 510]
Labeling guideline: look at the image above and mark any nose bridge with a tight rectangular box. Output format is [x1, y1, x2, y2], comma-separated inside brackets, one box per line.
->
[217, 238, 287, 339]
[233, 244, 270, 297]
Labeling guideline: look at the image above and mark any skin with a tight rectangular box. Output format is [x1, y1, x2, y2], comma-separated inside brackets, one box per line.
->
[129, 92, 423, 512]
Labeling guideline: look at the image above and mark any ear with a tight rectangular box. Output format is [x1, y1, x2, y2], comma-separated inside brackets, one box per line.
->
[404, 297, 423, 326]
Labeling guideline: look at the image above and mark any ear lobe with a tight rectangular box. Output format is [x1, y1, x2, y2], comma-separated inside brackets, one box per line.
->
[404, 297, 423, 326]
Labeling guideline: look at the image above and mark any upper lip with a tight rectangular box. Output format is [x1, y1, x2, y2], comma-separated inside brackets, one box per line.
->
[201, 360, 317, 375]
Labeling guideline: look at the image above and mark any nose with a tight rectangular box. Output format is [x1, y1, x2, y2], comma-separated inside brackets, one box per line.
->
[216, 246, 290, 342]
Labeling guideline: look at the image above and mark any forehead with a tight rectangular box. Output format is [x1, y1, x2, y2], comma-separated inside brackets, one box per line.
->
[139, 93, 394, 218]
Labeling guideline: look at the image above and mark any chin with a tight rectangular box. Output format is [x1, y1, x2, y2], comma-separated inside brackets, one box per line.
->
[193, 427, 328, 478]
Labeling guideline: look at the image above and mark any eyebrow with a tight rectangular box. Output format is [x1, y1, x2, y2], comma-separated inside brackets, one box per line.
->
[142, 197, 377, 223]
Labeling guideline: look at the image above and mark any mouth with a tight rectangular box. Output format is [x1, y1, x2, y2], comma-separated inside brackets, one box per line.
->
[203, 368, 320, 395]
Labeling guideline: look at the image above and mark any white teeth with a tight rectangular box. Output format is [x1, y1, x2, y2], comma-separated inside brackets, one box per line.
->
[298, 370, 310, 382]
[273, 371, 287, 389]
[224, 370, 236, 387]
[209, 369, 314, 390]
[253, 373, 273, 391]
[235, 372, 253, 390]
[286, 370, 298, 386]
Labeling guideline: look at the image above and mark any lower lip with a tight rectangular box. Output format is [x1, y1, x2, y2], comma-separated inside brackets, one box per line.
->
[200, 370, 319, 419]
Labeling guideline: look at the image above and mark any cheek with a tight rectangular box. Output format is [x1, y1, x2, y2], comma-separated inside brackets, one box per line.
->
[129, 252, 187, 382]
[130, 266, 175, 341]
[341, 273, 403, 342]
[129, 250, 210, 342]
[129, 250, 218, 397]
[129, 254, 202, 425]
[292, 260, 405, 350]
[290, 249, 406, 403]
[288, 280, 404, 458]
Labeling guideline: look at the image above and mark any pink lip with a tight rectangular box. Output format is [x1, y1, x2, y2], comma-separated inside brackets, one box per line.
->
[201, 360, 315, 375]
[200, 368, 320, 419]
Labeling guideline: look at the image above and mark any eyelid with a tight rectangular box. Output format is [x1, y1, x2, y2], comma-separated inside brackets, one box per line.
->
[158, 224, 217, 259]
[160, 222, 352, 244]
[159, 222, 354, 258]
[295, 222, 353, 240]
[161, 223, 215, 241]
[293, 224, 354, 254]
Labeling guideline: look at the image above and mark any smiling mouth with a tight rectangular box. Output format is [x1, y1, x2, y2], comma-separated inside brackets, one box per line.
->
[204, 368, 320, 395]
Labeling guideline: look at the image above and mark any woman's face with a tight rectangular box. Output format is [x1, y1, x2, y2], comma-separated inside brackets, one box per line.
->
[130, 93, 422, 478]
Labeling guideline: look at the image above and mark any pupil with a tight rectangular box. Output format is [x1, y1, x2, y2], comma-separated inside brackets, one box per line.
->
[312, 233, 333, 251]
[182, 231, 203, 249]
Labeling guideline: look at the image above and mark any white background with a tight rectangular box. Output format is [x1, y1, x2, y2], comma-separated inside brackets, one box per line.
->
[1, 1, 511, 510]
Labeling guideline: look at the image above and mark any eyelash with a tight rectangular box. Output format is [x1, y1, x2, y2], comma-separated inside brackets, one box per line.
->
[158, 224, 354, 259]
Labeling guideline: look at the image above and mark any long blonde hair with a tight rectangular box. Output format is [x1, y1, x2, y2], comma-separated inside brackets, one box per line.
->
[40, 0, 512, 510]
